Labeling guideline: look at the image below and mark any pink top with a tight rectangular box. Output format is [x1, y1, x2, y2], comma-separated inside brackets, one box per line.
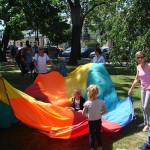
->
[137, 63, 150, 90]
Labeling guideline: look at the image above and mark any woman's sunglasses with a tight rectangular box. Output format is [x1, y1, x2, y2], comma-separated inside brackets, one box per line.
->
[137, 56, 144, 59]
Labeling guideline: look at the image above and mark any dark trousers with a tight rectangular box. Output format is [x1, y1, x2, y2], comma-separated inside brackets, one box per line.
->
[34, 72, 38, 80]
[88, 119, 102, 148]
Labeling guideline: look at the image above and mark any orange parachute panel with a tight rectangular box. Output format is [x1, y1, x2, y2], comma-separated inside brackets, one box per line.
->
[26, 72, 72, 107]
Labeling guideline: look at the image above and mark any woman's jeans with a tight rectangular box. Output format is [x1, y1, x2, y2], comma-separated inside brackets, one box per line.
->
[88, 119, 102, 148]
[146, 128, 150, 147]
[141, 89, 150, 126]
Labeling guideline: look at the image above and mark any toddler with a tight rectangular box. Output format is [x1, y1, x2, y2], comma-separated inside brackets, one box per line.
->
[66, 88, 85, 112]
[82, 84, 106, 150]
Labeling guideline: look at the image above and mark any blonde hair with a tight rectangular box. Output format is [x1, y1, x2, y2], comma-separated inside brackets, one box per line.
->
[73, 88, 81, 97]
[135, 51, 145, 57]
[87, 84, 99, 100]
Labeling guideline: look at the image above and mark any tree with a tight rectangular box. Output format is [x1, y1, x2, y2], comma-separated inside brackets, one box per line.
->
[88, 0, 150, 69]
[86, 40, 100, 48]
[39, 16, 71, 47]
[10, 30, 24, 46]
[65, 0, 108, 65]
[21, 0, 71, 46]
[0, 0, 27, 62]
[20, 0, 60, 45]
[0, 0, 71, 62]
[106, 0, 150, 69]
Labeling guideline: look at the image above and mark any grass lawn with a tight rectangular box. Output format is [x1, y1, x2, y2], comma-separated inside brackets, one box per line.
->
[0, 59, 147, 150]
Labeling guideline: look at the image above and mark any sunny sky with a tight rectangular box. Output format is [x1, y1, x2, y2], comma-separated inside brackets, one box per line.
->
[0, 25, 4, 30]
[0, 20, 4, 30]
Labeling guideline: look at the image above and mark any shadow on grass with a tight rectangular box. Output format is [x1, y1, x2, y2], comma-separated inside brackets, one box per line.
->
[0, 123, 113, 150]
[0, 123, 89, 150]
[106, 66, 131, 76]
[0, 108, 144, 150]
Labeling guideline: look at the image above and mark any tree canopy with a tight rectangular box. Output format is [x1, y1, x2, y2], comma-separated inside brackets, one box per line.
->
[0, 0, 150, 68]
[0, 0, 70, 61]
[87, 0, 150, 69]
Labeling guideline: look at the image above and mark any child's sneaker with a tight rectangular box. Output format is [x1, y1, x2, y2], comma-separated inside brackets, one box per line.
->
[138, 143, 150, 150]
[142, 125, 149, 132]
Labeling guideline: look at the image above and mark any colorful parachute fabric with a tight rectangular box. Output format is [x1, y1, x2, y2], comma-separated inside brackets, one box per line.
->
[0, 63, 134, 139]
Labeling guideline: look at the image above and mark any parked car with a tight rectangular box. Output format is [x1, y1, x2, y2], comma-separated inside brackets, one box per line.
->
[101, 47, 111, 60]
[81, 47, 88, 57]
[84, 47, 95, 58]
[90, 51, 95, 58]
[61, 47, 71, 57]
[62, 47, 89, 57]
[47, 46, 61, 58]
[90, 47, 111, 61]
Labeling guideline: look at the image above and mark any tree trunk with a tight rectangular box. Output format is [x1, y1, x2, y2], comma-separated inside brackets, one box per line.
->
[68, 4, 82, 66]
[0, 31, 10, 62]
[68, 24, 82, 65]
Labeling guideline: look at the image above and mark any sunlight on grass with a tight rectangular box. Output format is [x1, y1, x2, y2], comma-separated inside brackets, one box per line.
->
[1, 70, 21, 73]
[113, 132, 147, 150]
[110, 72, 145, 150]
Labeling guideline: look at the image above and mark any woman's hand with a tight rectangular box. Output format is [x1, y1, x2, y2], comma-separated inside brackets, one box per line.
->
[128, 88, 133, 96]
[52, 65, 57, 69]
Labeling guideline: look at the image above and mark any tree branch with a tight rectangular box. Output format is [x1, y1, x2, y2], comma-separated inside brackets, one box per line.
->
[75, 0, 80, 6]
[67, 0, 74, 7]
[82, 2, 107, 21]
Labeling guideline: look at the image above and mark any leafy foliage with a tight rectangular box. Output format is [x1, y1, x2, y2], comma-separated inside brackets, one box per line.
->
[86, 0, 150, 72]
[86, 40, 100, 48]
[0, 0, 71, 50]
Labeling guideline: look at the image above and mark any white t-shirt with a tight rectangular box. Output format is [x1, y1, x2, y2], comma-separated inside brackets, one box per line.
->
[75, 99, 80, 110]
[92, 56, 105, 63]
[84, 99, 104, 121]
[34, 53, 50, 73]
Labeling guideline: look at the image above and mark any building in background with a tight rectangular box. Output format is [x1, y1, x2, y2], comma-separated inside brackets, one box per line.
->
[7, 28, 112, 49]
[8, 30, 49, 48]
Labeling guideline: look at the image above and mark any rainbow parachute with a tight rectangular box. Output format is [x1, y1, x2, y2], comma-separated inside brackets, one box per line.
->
[0, 63, 134, 139]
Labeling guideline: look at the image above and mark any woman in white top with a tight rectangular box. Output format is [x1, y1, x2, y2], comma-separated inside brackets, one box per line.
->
[33, 46, 56, 80]
[91, 47, 105, 63]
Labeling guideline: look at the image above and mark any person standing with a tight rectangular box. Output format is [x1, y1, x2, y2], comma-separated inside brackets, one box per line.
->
[33, 46, 56, 80]
[91, 47, 105, 63]
[128, 51, 150, 149]
[20, 47, 28, 77]
[58, 57, 68, 77]
[25, 46, 34, 78]
[82, 84, 106, 150]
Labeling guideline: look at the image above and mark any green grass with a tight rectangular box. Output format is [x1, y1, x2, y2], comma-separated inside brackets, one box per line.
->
[0, 60, 147, 150]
